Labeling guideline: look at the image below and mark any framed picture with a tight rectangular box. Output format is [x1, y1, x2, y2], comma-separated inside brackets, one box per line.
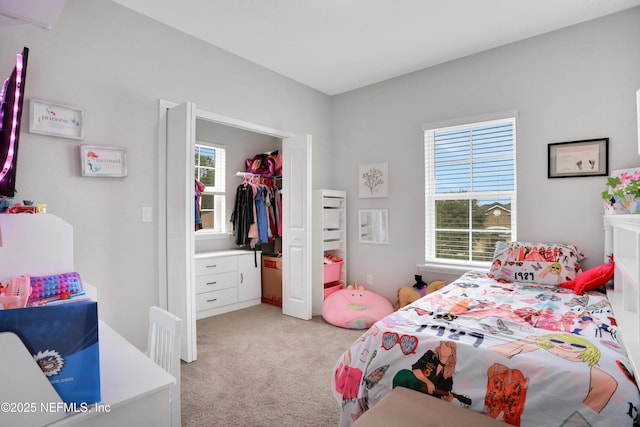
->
[80, 145, 128, 177]
[29, 99, 84, 140]
[548, 138, 608, 178]
[358, 161, 389, 198]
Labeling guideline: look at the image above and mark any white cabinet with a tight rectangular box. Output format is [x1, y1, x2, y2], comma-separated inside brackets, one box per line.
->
[238, 253, 262, 301]
[194, 250, 262, 319]
[312, 190, 347, 315]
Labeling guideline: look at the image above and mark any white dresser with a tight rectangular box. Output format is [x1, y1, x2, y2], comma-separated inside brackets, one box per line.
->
[194, 250, 262, 319]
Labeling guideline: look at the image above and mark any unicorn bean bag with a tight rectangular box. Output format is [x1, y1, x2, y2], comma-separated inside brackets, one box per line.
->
[322, 283, 393, 329]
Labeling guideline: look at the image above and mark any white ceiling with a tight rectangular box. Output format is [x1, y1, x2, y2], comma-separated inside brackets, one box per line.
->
[91, 1, 640, 94]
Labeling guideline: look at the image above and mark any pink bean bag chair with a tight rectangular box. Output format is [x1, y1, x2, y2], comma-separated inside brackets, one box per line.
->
[322, 283, 394, 329]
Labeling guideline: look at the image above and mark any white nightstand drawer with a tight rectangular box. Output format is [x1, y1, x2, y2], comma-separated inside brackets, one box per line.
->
[195, 271, 236, 294]
[196, 288, 237, 311]
[195, 255, 236, 276]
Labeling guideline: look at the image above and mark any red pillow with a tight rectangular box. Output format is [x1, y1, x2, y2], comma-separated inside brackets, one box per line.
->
[559, 261, 615, 295]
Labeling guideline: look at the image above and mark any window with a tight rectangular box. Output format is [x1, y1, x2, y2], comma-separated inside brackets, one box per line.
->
[194, 142, 226, 233]
[424, 116, 516, 267]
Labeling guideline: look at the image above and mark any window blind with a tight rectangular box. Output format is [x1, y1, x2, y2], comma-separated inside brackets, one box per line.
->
[425, 117, 517, 265]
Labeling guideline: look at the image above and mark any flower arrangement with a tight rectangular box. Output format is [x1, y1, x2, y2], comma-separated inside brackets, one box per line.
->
[601, 169, 640, 214]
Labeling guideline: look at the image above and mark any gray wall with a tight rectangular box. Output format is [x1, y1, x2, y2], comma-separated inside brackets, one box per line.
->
[332, 7, 640, 302]
[0, 0, 332, 349]
[2, 1, 639, 349]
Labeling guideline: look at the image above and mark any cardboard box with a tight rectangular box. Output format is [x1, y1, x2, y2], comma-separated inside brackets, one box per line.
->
[261, 254, 282, 307]
[0, 300, 100, 405]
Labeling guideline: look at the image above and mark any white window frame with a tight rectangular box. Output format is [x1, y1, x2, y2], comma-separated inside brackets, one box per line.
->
[421, 111, 518, 274]
[195, 141, 226, 235]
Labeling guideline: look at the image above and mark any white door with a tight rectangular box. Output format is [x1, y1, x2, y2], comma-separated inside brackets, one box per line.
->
[166, 102, 197, 362]
[282, 134, 312, 320]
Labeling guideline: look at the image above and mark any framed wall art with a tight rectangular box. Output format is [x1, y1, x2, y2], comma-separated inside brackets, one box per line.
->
[80, 145, 128, 177]
[29, 99, 84, 140]
[358, 161, 389, 198]
[548, 138, 608, 178]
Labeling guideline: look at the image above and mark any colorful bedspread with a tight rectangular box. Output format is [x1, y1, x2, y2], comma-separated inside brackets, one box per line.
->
[333, 271, 640, 426]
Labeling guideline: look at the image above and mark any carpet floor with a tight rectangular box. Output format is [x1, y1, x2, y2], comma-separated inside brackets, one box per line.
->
[180, 303, 363, 426]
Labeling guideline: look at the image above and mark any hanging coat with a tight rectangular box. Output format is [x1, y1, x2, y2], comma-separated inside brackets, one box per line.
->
[230, 184, 255, 245]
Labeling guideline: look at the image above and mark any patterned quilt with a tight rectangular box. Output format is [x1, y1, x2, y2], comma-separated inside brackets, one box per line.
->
[333, 271, 640, 426]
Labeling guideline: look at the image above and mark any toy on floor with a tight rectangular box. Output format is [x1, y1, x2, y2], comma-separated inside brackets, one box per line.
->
[395, 275, 446, 310]
[322, 281, 393, 329]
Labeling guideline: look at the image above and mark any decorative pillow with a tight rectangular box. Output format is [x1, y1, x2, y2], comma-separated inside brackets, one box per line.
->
[488, 241, 584, 286]
[559, 260, 615, 295]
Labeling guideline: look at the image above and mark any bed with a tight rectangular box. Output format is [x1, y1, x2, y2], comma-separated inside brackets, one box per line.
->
[332, 228, 640, 427]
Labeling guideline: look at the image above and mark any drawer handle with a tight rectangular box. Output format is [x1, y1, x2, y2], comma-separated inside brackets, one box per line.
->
[206, 264, 217, 268]
[206, 281, 217, 285]
[207, 298, 218, 303]
[240, 273, 244, 284]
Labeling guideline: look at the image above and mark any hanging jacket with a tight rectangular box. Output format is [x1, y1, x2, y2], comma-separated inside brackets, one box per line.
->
[230, 184, 255, 245]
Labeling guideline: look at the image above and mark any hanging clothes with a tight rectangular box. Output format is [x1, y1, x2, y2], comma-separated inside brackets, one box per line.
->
[195, 179, 205, 231]
[230, 183, 254, 245]
[231, 174, 281, 247]
[255, 185, 269, 245]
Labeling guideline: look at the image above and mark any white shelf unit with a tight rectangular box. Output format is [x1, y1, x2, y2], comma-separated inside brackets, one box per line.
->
[312, 190, 347, 314]
[603, 214, 640, 380]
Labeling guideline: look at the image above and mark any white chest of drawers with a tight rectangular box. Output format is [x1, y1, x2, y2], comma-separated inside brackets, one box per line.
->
[194, 250, 262, 319]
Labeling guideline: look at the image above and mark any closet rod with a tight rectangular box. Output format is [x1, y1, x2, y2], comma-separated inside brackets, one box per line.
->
[235, 172, 282, 179]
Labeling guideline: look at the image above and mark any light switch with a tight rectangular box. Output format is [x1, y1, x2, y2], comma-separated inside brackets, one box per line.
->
[142, 206, 152, 223]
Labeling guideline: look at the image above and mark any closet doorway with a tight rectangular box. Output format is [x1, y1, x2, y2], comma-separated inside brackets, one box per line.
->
[158, 100, 312, 362]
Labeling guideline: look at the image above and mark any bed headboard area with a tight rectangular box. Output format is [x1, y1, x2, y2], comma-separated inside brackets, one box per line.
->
[603, 214, 640, 380]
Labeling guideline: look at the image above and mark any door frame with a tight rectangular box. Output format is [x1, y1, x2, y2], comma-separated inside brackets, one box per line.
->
[157, 100, 311, 358]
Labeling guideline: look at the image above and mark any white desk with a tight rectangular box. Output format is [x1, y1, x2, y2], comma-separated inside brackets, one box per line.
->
[0, 215, 175, 426]
[44, 320, 174, 426]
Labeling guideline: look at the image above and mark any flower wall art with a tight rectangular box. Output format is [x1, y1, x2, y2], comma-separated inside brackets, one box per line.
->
[358, 161, 389, 198]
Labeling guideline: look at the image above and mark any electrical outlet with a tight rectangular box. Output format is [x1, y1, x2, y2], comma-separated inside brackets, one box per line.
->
[366, 274, 373, 285]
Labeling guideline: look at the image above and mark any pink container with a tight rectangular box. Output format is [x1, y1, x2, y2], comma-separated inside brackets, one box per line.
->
[324, 261, 343, 284]
[324, 281, 343, 299]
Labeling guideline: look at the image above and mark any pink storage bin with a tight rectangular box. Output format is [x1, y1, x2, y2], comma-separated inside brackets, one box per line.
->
[324, 281, 343, 300]
[324, 261, 343, 284]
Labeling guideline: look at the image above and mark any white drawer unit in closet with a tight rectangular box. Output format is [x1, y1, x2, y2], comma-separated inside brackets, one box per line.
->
[194, 250, 262, 319]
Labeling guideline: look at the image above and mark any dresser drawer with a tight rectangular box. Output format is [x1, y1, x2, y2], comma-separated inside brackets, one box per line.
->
[195, 271, 236, 294]
[195, 255, 237, 276]
[195, 288, 237, 312]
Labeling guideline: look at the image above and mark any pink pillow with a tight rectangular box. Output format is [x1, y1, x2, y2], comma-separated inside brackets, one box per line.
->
[559, 261, 614, 295]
